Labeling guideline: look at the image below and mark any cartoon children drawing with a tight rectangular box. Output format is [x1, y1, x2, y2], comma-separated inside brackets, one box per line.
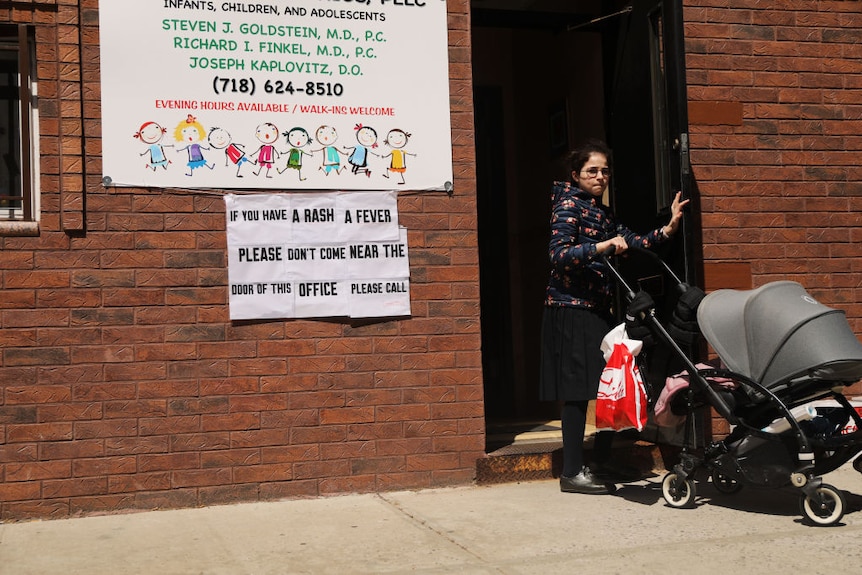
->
[135, 121, 172, 171]
[251, 122, 281, 178]
[174, 115, 214, 176]
[208, 127, 250, 177]
[345, 124, 379, 178]
[380, 128, 416, 185]
[313, 125, 345, 176]
[278, 127, 314, 181]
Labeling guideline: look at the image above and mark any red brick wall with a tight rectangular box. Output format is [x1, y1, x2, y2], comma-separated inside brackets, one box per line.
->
[0, 0, 483, 521]
[684, 0, 862, 435]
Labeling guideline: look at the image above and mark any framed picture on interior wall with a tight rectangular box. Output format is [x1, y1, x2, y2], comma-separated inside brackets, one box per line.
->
[548, 99, 569, 155]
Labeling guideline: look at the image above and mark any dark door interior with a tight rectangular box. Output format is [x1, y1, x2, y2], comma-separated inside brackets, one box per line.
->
[474, 85, 515, 420]
[472, 0, 697, 443]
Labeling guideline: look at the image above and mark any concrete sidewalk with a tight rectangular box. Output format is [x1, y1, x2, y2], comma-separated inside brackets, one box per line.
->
[3, 462, 862, 575]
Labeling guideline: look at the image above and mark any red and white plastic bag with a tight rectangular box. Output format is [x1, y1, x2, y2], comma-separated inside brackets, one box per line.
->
[595, 323, 648, 432]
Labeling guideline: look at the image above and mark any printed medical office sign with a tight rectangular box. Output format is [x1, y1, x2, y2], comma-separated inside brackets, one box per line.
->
[225, 191, 411, 320]
[99, 0, 453, 192]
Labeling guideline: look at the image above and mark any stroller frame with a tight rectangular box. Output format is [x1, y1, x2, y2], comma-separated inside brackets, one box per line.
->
[604, 247, 862, 526]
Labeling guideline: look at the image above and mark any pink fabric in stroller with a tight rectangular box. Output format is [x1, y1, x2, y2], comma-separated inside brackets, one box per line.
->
[654, 364, 736, 427]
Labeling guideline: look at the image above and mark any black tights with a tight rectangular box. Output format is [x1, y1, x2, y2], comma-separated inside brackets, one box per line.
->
[561, 400, 614, 477]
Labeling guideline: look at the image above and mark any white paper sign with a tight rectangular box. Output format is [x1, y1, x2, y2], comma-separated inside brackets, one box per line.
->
[225, 191, 410, 320]
[99, 0, 453, 192]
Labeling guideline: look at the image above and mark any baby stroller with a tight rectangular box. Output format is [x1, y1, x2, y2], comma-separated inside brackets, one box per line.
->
[604, 247, 862, 526]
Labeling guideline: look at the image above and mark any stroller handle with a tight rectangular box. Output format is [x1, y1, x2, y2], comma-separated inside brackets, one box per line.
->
[602, 245, 685, 290]
[600, 246, 740, 425]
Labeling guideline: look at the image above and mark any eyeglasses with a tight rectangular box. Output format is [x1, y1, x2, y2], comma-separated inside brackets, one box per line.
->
[582, 167, 610, 178]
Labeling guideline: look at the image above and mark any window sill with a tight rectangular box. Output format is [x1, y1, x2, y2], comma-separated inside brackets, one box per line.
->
[0, 221, 40, 236]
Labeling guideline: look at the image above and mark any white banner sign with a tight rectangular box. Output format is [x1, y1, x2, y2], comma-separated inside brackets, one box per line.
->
[225, 191, 410, 320]
[99, 0, 453, 192]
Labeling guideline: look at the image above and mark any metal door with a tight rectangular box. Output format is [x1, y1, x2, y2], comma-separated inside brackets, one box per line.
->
[605, 0, 697, 288]
[604, 0, 705, 445]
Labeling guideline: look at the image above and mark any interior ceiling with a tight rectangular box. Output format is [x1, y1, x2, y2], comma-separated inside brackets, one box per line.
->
[470, 0, 608, 30]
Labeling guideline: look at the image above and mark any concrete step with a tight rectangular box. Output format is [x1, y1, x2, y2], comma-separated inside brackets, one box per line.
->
[477, 420, 679, 485]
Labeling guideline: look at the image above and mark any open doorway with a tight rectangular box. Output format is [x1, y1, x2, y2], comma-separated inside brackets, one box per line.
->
[471, 0, 698, 449]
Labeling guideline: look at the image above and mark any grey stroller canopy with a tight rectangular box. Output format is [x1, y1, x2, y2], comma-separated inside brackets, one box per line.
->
[697, 281, 862, 389]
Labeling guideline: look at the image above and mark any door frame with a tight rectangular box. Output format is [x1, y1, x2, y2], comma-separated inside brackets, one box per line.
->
[471, 0, 701, 432]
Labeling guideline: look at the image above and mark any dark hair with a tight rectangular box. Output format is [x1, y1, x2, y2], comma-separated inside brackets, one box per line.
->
[283, 127, 311, 139]
[566, 139, 613, 176]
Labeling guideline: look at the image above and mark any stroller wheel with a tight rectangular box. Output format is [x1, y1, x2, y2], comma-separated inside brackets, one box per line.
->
[853, 456, 862, 474]
[661, 472, 696, 508]
[799, 484, 846, 527]
[710, 469, 743, 495]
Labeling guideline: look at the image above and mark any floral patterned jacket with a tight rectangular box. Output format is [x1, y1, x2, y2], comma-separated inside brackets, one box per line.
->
[545, 181, 666, 312]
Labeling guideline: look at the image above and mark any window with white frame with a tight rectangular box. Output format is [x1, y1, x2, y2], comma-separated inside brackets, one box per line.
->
[0, 24, 37, 226]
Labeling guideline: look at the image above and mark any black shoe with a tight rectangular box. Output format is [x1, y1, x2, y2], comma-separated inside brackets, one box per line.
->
[591, 460, 642, 482]
[560, 468, 610, 494]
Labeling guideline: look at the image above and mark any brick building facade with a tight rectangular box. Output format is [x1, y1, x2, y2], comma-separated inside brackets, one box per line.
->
[0, 0, 861, 521]
[0, 0, 484, 521]
[684, 0, 862, 434]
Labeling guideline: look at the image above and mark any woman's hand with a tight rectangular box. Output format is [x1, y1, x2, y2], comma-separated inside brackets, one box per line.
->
[664, 191, 690, 237]
[598, 235, 629, 255]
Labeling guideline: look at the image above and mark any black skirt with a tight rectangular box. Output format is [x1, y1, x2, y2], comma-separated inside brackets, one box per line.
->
[540, 306, 613, 402]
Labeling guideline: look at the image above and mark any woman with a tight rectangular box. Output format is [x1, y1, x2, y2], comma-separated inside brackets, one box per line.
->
[541, 139, 689, 494]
